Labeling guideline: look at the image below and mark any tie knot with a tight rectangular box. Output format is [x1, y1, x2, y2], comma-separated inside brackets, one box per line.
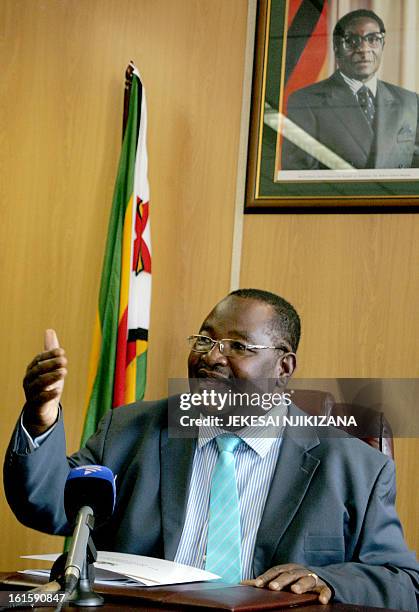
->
[358, 85, 371, 101]
[216, 435, 241, 454]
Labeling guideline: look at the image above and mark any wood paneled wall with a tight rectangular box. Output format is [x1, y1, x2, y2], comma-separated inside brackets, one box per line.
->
[0, 0, 416, 572]
[0, 0, 248, 570]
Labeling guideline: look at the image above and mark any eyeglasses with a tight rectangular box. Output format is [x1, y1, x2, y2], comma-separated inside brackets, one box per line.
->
[340, 32, 385, 51]
[187, 334, 289, 358]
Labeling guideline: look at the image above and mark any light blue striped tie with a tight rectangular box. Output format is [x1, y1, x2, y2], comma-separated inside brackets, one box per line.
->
[205, 435, 242, 583]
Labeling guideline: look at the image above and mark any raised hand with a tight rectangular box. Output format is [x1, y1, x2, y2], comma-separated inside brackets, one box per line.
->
[22, 329, 67, 436]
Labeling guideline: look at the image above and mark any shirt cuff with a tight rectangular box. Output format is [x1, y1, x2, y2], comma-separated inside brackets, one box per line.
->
[20, 410, 60, 450]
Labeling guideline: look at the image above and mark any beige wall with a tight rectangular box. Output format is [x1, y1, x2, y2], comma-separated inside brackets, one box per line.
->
[0, 0, 247, 570]
[0, 0, 417, 572]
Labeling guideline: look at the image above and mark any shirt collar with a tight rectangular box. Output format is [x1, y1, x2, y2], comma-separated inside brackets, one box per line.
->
[197, 403, 288, 458]
[339, 71, 378, 97]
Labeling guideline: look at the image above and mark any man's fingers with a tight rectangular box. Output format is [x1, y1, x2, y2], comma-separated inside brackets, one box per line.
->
[290, 575, 320, 593]
[291, 574, 320, 593]
[44, 329, 60, 351]
[267, 569, 308, 591]
[242, 564, 332, 605]
[35, 389, 62, 404]
[243, 564, 301, 588]
[26, 349, 66, 373]
[24, 351, 67, 399]
[291, 578, 332, 604]
[25, 369, 67, 392]
[318, 585, 332, 604]
[28, 355, 67, 374]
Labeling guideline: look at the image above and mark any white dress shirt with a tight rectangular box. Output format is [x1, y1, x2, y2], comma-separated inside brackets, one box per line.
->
[174, 405, 287, 579]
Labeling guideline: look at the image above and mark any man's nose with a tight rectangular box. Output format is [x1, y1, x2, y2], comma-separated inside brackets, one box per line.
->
[202, 342, 228, 366]
[355, 38, 370, 51]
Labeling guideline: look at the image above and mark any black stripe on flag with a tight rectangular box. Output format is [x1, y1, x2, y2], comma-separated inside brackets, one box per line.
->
[135, 77, 143, 149]
[128, 328, 149, 342]
[285, 0, 326, 84]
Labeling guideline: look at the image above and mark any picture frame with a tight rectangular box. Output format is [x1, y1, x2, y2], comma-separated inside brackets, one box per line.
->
[245, 0, 419, 212]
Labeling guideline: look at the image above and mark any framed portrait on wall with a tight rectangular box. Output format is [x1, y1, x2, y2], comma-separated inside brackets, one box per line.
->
[245, 0, 419, 212]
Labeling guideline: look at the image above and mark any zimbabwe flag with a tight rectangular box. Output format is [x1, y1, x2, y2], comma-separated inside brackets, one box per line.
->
[283, 0, 329, 113]
[80, 62, 151, 446]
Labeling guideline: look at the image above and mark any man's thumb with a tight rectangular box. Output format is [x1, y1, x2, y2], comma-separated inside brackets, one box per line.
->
[44, 329, 60, 351]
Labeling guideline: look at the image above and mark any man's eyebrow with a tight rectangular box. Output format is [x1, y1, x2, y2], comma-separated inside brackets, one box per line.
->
[229, 329, 254, 342]
[345, 30, 381, 34]
[199, 325, 254, 342]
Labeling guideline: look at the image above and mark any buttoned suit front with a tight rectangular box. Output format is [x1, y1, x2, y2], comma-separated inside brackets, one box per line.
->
[282, 71, 419, 170]
[4, 399, 419, 610]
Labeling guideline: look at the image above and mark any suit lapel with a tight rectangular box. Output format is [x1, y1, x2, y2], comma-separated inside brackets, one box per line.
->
[253, 406, 320, 577]
[160, 430, 196, 560]
[325, 72, 373, 160]
[374, 81, 401, 166]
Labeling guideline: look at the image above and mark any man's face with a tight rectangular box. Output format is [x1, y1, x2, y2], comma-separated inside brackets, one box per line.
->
[335, 17, 384, 82]
[188, 296, 295, 388]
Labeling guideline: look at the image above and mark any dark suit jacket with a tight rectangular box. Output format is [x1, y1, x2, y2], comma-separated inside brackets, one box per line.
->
[4, 399, 419, 610]
[282, 71, 419, 170]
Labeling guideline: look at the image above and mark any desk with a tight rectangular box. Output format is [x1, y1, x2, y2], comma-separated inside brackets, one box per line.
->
[0, 572, 402, 612]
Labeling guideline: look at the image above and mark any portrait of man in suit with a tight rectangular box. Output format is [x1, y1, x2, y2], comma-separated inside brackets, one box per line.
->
[281, 9, 419, 170]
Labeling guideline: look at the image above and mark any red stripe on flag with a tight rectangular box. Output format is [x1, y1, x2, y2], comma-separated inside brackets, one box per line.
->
[139, 240, 151, 274]
[113, 307, 129, 407]
[113, 315, 141, 404]
[126, 339, 137, 366]
[283, 2, 328, 113]
[133, 199, 151, 274]
[287, 0, 304, 26]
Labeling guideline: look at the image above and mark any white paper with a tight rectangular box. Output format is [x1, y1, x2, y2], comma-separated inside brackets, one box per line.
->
[19, 569, 146, 587]
[22, 552, 220, 587]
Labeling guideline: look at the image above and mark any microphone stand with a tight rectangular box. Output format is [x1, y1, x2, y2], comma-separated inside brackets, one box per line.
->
[0, 539, 103, 612]
[67, 537, 103, 607]
[50, 537, 104, 608]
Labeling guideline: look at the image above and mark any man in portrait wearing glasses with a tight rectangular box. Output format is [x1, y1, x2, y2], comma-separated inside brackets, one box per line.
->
[4, 289, 419, 609]
[282, 9, 419, 170]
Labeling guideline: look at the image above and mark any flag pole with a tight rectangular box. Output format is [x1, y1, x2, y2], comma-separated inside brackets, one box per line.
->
[123, 62, 135, 137]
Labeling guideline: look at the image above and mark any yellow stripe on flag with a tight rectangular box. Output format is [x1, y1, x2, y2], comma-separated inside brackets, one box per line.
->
[318, 54, 329, 82]
[124, 340, 148, 403]
[125, 356, 137, 404]
[118, 194, 135, 321]
[137, 339, 148, 356]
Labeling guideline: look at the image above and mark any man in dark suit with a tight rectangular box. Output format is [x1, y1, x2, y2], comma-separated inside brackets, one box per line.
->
[282, 9, 419, 170]
[4, 289, 419, 609]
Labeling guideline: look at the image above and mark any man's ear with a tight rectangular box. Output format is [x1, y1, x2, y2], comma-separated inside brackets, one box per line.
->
[333, 37, 340, 56]
[276, 352, 297, 386]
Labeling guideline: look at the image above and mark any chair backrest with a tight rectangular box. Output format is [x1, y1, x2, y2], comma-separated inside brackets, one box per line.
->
[291, 389, 394, 459]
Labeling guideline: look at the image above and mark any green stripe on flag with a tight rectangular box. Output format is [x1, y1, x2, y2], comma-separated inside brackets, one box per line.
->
[135, 351, 148, 400]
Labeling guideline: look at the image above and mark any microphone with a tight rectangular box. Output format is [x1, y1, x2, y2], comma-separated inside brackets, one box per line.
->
[64, 464, 116, 525]
[62, 465, 115, 597]
[1, 467, 116, 612]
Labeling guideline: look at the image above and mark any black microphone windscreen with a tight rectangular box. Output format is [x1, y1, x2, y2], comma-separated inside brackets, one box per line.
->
[64, 465, 116, 526]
